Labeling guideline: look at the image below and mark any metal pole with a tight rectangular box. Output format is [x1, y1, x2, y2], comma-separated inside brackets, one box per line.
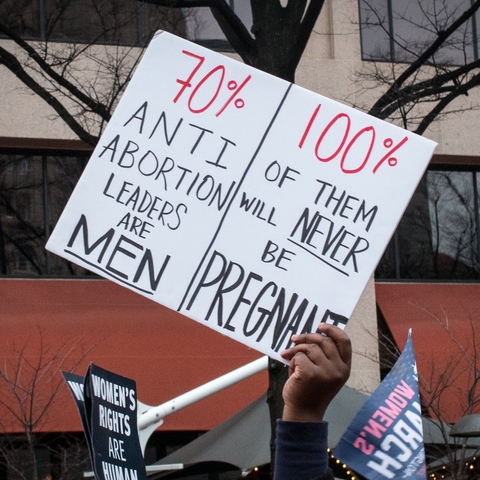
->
[138, 356, 268, 430]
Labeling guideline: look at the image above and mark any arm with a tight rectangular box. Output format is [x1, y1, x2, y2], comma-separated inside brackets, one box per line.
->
[273, 323, 352, 480]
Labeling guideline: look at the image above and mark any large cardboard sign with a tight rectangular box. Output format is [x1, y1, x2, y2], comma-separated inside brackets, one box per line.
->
[47, 32, 436, 362]
[335, 332, 426, 479]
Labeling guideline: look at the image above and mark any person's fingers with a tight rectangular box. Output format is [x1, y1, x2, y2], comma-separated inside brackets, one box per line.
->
[280, 334, 330, 363]
[282, 333, 335, 366]
[316, 323, 352, 369]
[283, 323, 351, 368]
[287, 350, 310, 378]
[280, 340, 327, 364]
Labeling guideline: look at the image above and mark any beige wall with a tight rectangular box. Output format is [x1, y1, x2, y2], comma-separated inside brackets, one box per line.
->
[0, 41, 75, 140]
[346, 276, 380, 394]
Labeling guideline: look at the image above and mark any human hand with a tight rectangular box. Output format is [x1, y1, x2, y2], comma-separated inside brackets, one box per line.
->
[280, 323, 352, 422]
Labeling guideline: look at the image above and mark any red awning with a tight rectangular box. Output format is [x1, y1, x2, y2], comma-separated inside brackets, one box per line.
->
[0, 279, 267, 433]
[376, 282, 480, 423]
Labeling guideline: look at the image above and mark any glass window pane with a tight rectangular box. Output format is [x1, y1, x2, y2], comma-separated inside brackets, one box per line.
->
[391, 0, 435, 63]
[0, 0, 40, 38]
[0, 153, 92, 276]
[0, 154, 45, 275]
[0, 0, 254, 48]
[46, 155, 92, 275]
[426, 170, 478, 278]
[376, 169, 480, 280]
[137, 4, 188, 45]
[392, 0, 475, 64]
[360, 0, 476, 65]
[394, 175, 438, 278]
[45, 0, 138, 44]
[186, 0, 252, 50]
[359, 0, 393, 61]
[433, 0, 476, 64]
[375, 234, 398, 278]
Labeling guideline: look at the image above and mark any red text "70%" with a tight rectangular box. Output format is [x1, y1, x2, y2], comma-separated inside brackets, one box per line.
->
[174, 50, 251, 117]
[299, 104, 409, 174]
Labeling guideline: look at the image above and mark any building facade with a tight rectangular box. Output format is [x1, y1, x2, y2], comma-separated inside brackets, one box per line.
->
[1, 0, 479, 478]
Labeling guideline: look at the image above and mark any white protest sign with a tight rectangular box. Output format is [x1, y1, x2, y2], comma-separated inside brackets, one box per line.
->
[46, 31, 436, 362]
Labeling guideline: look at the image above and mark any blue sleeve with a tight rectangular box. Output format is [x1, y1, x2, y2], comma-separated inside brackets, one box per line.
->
[273, 419, 329, 480]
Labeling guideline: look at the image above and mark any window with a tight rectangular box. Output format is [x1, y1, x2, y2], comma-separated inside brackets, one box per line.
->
[359, 0, 480, 64]
[0, 0, 252, 50]
[0, 152, 93, 276]
[376, 167, 480, 280]
[188, 1, 253, 51]
[0, 0, 188, 46]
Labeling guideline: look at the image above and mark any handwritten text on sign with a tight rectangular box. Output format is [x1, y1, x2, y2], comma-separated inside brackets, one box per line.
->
[46, 31, 437, 362]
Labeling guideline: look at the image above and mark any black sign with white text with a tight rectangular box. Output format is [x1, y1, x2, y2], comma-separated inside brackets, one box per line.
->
[64, 365, 147, 480]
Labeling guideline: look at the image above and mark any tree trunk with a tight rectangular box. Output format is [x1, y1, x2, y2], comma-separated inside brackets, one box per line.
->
[267, 358, 288, 473]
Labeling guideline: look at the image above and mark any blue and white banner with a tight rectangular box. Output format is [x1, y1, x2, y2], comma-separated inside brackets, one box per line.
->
[335, 331, 426, 480]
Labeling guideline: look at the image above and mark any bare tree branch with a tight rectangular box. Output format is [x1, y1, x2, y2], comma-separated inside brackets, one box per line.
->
[0, 328, 92, 479]
[415, 70, 480, 134]
[0, 22, 112, 123]
[368, 0, 480, 119]
[0, 44, 98, 145]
